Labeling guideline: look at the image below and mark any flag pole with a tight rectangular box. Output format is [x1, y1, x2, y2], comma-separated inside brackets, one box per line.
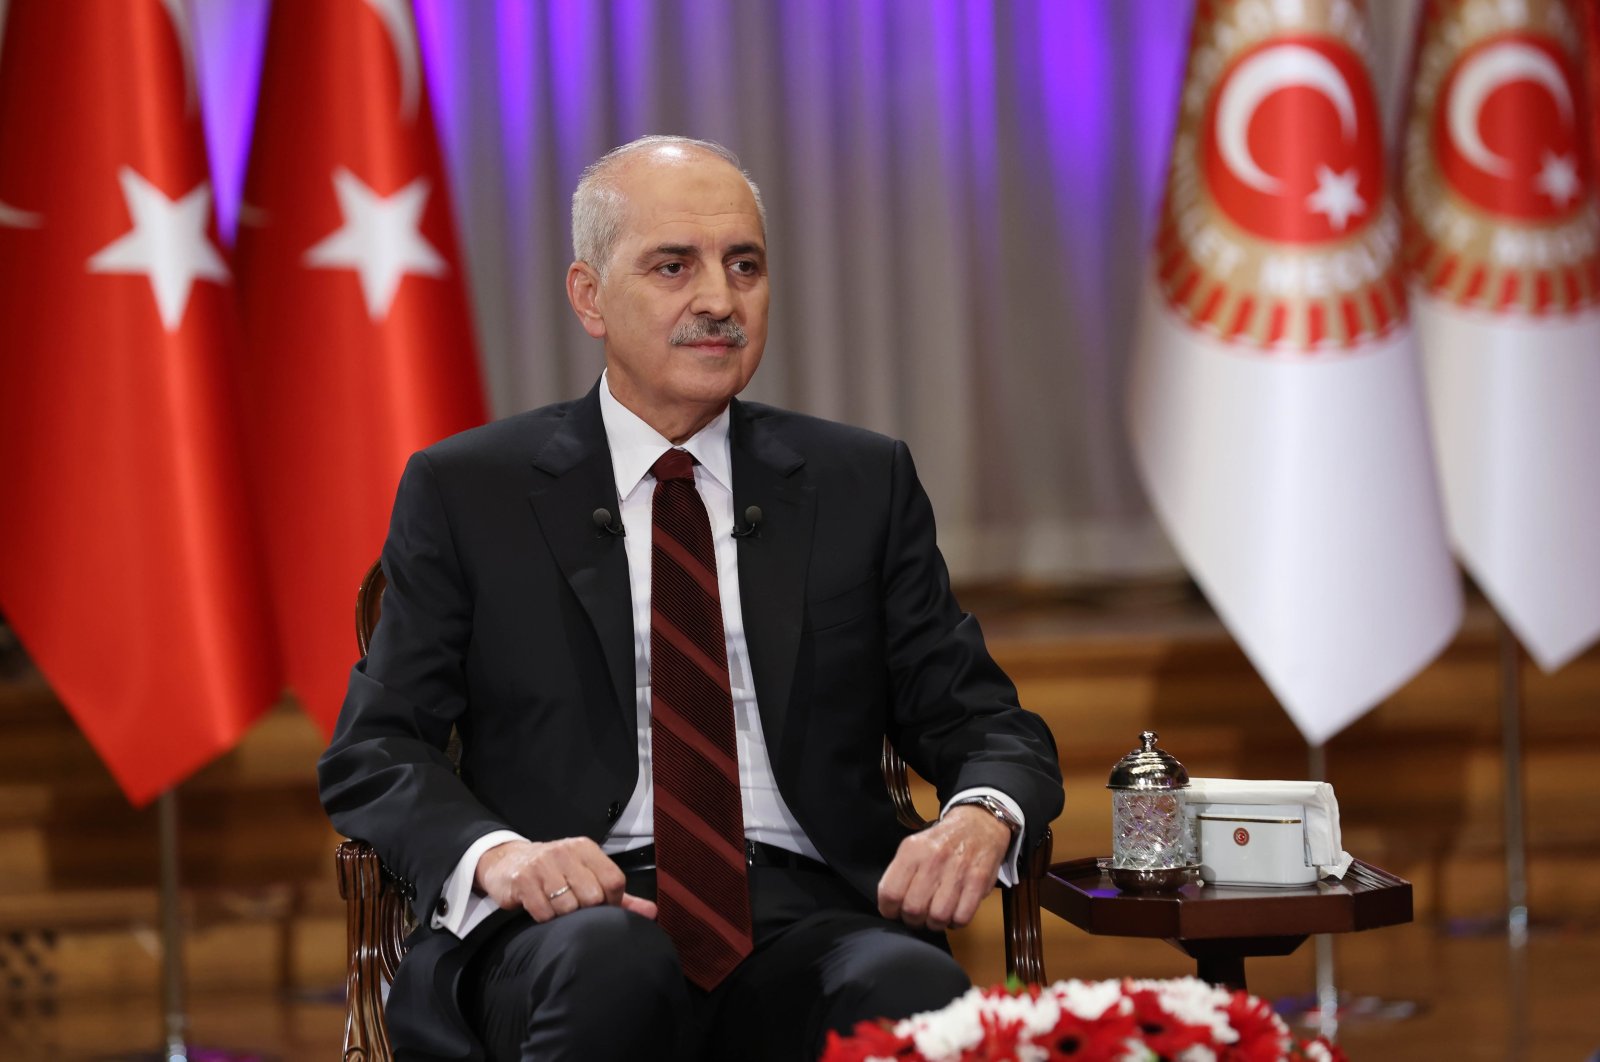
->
[136, 790, 254, 1061]
[1494, 614, 1532, 1056]
[1306, 742, 1339, 1043]
[1292, 739, 1420, 1035]
[157, 789, 190, 1062]
[1495, 616, 1529, 948]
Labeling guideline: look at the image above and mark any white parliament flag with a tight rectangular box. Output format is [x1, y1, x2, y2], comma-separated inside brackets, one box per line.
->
[1400, 0, 1600, 672]
[1128, 0, 1463, 744]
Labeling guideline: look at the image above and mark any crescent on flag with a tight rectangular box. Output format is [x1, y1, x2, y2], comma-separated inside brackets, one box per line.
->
[364, 0, 422, 122]
[1217, 43, 1359, 195]
[1448, 41, 1574, 177]
[158, 0, 200, 112]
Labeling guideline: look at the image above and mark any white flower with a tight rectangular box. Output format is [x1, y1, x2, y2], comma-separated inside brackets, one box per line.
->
[893, 987, 986, 1060]
[1126, 976, 1238, 1044]
[987, 990, 1061, 1037]
[1177, 1047, 1219, 1062]
[1303, 1042, 1335, 1062]
[1052, 978, 1128, 1021]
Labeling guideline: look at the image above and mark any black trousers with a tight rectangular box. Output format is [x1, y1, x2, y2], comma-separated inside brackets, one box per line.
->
[456, 863, 971, 1061]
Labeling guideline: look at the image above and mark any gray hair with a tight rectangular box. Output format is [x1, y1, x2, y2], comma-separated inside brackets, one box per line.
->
[571, 135, 767, 276]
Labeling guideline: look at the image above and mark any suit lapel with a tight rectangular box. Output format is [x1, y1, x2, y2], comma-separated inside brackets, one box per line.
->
[730, 400, 814, 752]
[525, 390, 815, 753]
[525, 384, 635, 729]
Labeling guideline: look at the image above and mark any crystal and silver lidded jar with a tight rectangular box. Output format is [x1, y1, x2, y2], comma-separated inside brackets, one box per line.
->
[1106, 731, 1195, 893]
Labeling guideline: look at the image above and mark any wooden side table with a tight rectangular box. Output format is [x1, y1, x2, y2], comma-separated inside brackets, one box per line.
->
[1039, 857, 1412, 991]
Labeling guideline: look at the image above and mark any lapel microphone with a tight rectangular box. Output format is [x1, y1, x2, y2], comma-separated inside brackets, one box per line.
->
[591, 508, 626, 537]
[732, 505, 763, 539]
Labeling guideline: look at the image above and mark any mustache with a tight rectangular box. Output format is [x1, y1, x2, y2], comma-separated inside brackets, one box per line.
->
[670, 316, 748, 347]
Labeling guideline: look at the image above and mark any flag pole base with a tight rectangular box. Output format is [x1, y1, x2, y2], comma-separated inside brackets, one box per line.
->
[99, 792, 277, 1062]
[1275, 991, 1426, 1028]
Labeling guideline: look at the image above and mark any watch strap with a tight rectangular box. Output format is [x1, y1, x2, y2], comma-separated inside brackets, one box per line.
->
[949, 794, 1022, 837]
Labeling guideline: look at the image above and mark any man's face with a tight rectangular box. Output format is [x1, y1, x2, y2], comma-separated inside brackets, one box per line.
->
[569, 149, 769, 440]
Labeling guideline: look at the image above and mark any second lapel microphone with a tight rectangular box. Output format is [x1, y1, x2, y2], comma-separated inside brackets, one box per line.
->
[592, 508, 626, 537]
[732, 506, 763, 538]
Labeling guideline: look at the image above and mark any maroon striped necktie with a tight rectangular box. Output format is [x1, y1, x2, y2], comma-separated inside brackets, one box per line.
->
[648, 447, 753, 989]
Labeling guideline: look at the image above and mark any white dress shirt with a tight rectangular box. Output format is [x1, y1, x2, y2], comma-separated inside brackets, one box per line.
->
[433, 373, 1023, 936]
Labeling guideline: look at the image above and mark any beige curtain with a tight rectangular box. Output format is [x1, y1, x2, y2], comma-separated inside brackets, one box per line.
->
[416, 0, 1422, 583]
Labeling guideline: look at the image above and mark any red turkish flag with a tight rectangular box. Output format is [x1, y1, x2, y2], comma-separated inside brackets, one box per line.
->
[0, 0, 281, 804]
[235, 0, 486, 732]
[1589, 0, 1600, 179]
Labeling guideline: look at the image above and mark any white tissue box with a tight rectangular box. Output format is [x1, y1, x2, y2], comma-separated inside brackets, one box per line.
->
[1182, 778, 1353, 884]
[1192, 802, 1319, 887]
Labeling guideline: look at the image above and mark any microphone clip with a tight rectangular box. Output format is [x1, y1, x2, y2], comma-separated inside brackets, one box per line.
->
[732, 505, 763, 539]
[592, 507, 625, 538]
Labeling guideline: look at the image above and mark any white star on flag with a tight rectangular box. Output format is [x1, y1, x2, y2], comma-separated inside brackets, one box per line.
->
[304, 167, 446, 321]
[1306, 165, 1366, 231]
[87, 167, 229, 332]
[1535, 151, 1580, 207]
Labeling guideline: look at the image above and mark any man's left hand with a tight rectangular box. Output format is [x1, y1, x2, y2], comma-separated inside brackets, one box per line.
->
[876, 805, 1011, 931]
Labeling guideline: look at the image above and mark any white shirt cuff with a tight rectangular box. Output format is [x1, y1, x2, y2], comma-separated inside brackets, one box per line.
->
[432, 829, 526, 937]
[942, 787, 1027, 887]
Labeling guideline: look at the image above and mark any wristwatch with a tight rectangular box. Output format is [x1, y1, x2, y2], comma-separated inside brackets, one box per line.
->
[949, 794, 1022, 839]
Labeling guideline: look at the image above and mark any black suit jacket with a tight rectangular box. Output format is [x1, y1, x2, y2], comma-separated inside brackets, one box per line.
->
[318, 380, 1063, 1056]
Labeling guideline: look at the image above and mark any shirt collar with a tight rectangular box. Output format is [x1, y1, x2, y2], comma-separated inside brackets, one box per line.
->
[597, 370, 733, 501]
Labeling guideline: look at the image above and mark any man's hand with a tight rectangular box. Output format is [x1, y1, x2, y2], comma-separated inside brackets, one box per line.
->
[877, 805, 1011, 931]
[475, 837, 658, 923]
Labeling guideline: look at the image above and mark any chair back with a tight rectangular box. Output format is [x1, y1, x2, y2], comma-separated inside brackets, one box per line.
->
[356, 561, 385, 656]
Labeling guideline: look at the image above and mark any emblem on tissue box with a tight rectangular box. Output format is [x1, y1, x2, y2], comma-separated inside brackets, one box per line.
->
[1197, 804, 1318, 887]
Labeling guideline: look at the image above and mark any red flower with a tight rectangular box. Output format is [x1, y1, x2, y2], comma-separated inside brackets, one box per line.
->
[960, 1012, 1027, 1061]
[1221, 991, 1290, 1061]
[1288, 1036, 1349, 1062]
[1040, 1005, 1138, 1061]
[819, 1019, 917, 1062]
[1124, 984, 1218, 1057]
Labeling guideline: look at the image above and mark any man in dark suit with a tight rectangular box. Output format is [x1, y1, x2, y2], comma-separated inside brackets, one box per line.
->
[319, 135, 1063, 1061]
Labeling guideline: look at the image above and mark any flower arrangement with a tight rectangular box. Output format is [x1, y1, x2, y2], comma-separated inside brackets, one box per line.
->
[821, 977, 1347, 1062]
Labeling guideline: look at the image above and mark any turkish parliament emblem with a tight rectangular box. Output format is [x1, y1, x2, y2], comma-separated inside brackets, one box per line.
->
[1402, 0, 1600, 314]
[1155, 0, 1403, 352]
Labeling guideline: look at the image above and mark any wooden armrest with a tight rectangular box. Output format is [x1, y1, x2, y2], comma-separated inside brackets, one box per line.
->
[880, 737, 1049, 985]
[881, 738, 932, 830]
[337, 839, 408, 1062]
[1002, 827, 1052, 985]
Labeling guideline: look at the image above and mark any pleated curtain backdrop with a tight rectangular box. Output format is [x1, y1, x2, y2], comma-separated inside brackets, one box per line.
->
[7, 0, 1424, 585]
[412, 0, 1206, 583]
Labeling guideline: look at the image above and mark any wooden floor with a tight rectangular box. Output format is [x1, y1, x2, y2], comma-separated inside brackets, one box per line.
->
[3, 586, 1598, 1060]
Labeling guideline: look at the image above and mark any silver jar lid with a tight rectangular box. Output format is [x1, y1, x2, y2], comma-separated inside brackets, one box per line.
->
[1106, 730, 1190, 791]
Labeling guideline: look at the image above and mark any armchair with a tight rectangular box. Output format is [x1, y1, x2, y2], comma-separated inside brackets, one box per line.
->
[337, 560, 1051, 1061]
